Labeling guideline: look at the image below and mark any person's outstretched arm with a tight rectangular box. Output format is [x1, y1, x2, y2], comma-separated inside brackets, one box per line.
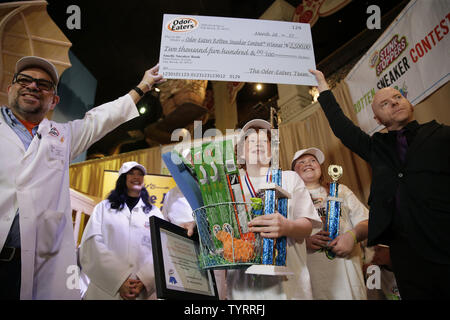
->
[128, 63, 165, 104]
[309, 69, 372, 162]
[69, 63, 165, 160]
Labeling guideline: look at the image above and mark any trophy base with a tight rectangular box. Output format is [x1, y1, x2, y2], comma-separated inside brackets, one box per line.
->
[245, 265, 294, 276]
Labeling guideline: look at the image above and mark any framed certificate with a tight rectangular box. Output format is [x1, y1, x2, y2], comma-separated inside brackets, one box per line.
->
[149, 216, 219, 300]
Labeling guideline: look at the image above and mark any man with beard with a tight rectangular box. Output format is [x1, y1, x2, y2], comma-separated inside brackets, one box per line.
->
[0, 56, 164, 300]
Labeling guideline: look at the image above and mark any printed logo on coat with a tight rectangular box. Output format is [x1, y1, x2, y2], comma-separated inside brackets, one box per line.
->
[144, 221, 150, 229]
[141, 235, 151, 248]
[48, 126, 60, 137]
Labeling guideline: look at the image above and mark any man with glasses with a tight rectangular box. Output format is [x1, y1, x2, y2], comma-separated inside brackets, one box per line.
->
[0, 56, 164, 300]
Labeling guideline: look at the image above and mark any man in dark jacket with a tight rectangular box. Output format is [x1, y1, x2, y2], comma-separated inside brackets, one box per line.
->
[310, 69, 450, 299]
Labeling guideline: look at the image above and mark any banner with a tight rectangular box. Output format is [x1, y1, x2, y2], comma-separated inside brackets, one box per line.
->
[345, 0, 450, 135]
[102, 171, 176, 210]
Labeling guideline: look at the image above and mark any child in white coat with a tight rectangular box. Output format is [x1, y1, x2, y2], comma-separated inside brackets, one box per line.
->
[292, 147, 369, 299]
[226, 119, 322, 300]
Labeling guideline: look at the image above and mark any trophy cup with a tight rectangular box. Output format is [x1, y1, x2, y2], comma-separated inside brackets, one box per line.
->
[245, 128, 293, 276]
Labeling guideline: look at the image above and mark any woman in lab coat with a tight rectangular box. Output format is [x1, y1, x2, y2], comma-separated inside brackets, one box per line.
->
[80, 161, 164, 300]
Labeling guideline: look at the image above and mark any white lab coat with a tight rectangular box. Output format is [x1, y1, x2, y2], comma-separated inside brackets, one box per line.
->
[161, 186, 194, 225]
[0, 94, 139, 299]
[79, 199, 164, 300]
[227, 170, 322, 300]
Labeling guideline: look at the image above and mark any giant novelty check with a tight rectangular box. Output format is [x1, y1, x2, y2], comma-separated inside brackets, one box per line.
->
[159, 14, 318, 86]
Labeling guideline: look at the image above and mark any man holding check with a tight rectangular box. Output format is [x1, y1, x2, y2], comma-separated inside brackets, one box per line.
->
[0, 56, 164, 300]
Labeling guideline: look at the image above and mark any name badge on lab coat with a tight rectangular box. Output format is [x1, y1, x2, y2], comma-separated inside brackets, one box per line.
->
[141, 235, 151, 248]
[49, 143, 65, 161]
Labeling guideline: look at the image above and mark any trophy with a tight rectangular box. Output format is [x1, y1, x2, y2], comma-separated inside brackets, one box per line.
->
[245, 128, 293, 276]
[261, 129, 287, 266]
[325, 165, 343, 260]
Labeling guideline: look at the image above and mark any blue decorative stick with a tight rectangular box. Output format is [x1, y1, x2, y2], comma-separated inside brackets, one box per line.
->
[325, 165, 343, 260]
[262, 187, 275, 265]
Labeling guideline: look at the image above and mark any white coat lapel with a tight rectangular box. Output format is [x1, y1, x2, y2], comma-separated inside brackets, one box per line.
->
[22, 118, 48, 161]
[136, 198, 147, 213]
[0, 115, 26, 152]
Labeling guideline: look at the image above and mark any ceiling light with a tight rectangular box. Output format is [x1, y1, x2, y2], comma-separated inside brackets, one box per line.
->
[139, 106, 147, 114]
[255, 84, 263, 91]
[309, 87, 320, 103]
[154, 87, 160, 92]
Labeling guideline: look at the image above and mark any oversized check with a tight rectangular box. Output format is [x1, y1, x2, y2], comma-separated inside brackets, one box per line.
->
[159, 14, 318, 86]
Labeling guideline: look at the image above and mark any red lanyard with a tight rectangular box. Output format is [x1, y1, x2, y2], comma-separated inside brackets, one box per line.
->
[244, 169, 271, 198]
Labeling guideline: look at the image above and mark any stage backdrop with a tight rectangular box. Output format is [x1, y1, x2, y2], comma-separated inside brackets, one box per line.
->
[102, 171, 176, 211]
[345, 0, 450, 135]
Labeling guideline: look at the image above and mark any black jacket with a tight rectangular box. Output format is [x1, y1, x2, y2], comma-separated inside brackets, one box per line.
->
[318, 90, 450, 264]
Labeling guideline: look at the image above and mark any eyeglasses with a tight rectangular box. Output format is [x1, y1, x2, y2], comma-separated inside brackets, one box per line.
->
[13, 73, 56, 92]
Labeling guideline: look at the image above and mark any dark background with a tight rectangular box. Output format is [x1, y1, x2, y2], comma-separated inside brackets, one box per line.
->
[40, 0, 407, 157]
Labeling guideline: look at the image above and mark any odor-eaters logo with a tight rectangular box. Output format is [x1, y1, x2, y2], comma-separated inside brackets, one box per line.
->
[167, 17, 199, 32]
[370, 34, 408, 76]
